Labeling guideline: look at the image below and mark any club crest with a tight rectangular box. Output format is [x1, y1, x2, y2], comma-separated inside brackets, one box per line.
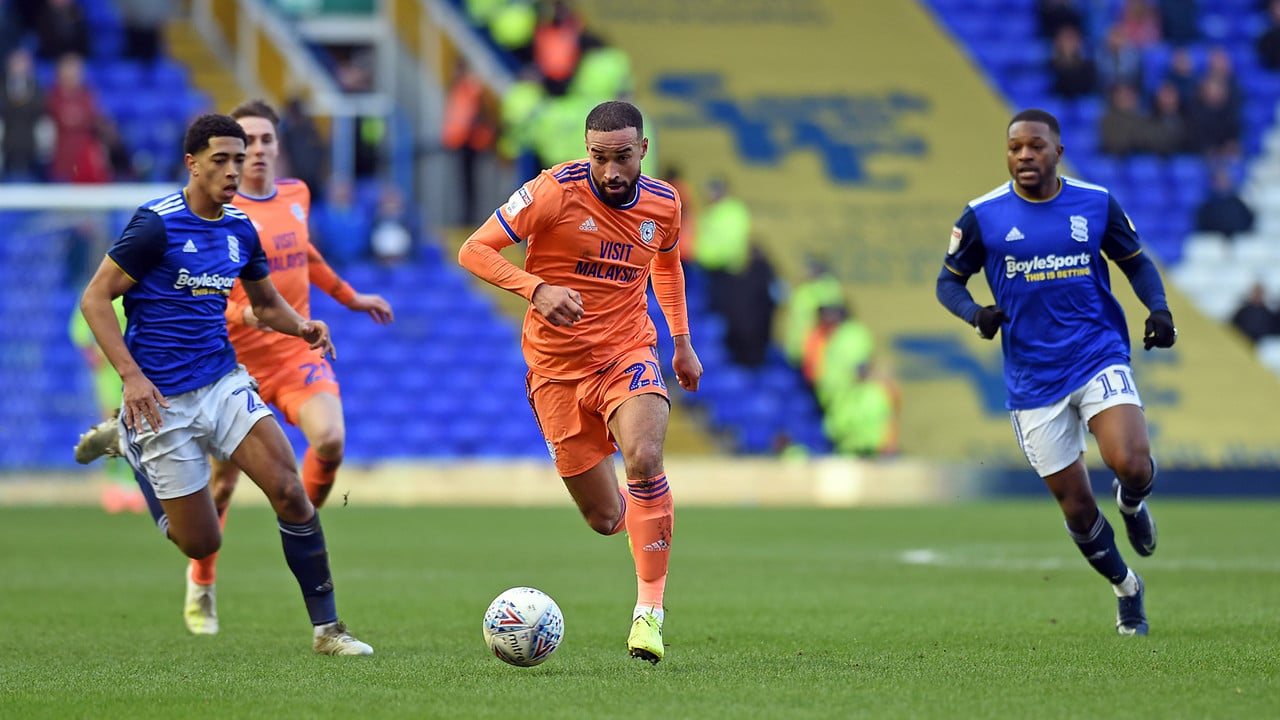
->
[639, 219, 656, 245]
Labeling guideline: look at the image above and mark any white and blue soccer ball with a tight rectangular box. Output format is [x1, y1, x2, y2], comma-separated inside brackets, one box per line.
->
[482, 586, 564, 667]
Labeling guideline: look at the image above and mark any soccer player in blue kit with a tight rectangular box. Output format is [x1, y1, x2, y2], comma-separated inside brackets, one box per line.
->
[78, 113, 373, 655]
[936, 109, 1177, 636]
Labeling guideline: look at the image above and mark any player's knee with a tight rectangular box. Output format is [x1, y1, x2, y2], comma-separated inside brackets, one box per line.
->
[622, 443, 664, 481]
[310, 432, 344, 460]
[1113, 452, 1153, 485]
[584, 509, 621, 535]
[179, 533, 222, 560]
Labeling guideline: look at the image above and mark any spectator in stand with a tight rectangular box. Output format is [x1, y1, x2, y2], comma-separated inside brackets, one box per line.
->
[1114, 0, 1162, 48]
[312, 178, 371, 267]
[0, 1, 23, 60]
[369, 186, 415, 266]
[1, 47, 49, 180]
[801, 303, 847, 389]
[1146, 80, 1188, 155]
[822, 360, 901, 458]
[1204, 47, 1243, 116]
[1185, 76, 1241, 159]
[442, 58, 496, 226]
[662, 166, 697, 263]
[35, 0, 90, 61]
[488, 0, 537, 67]
[1037, 0, 1086, 39]
[693, 177, 752, 324]
[1099, 82, 1150, 156]
[280, 96, 327, 198]
[497, 64, 546, 183]
[721, 243, 778, 368]
[46, 53, 110, 183]
[533, 0, 583, 96]
[1097, 26, 1145, 91]
[814, 303, 875, 409]
[1157, 0, 1198, 46]
[784, 256, 844, 366]
[97, 116, 136, 181]
[1162, 47, 1198, 113]
[115, 0, 171, 64]
[1257, 0, 1280, 71]
[1194, 166, 1254, 240]
[1049, 25, 1098, 98]
[1230, 282, 1280, 345]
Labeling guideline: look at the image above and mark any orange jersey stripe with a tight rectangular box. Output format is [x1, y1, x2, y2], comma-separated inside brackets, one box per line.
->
[461, 161, 688, 379]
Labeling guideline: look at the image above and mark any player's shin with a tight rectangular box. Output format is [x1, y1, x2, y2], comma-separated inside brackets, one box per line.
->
[302, 448, 342, 508]
[278, 512, 338, 625]
[625, 474, 672, 613]
[1067, 511, 1134, 590]
[190, 506, 229, 584]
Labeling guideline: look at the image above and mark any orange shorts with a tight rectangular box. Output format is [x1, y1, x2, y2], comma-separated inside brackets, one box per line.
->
[527, 346, 669, 477]
[243, 346, 340, 427]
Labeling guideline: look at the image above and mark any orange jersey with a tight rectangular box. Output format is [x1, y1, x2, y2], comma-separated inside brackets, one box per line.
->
[460, 161, 691, 379]
[225, 179, 355, 367]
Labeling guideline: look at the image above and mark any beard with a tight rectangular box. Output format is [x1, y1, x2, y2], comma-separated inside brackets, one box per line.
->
[594, 177, 637, 208]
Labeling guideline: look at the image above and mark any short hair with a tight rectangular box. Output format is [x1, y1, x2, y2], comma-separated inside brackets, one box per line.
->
[585, 100, 643, 137]
[183, 113, 247, 156]
[1008, 108, 1061, 138]
[228, 98, 280, 128]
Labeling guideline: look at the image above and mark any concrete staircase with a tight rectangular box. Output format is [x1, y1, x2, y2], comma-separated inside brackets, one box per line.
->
[163, 18, 246, 115]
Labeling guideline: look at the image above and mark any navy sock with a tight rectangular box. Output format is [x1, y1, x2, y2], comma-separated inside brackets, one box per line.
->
[1118, 456, 1156, 508]
[278, 512, 338, 625]
[1068, 511, 1129, 584]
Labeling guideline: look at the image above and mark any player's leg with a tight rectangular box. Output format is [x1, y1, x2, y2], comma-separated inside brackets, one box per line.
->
[183, 456, 239, 635]
[607, 392, 672, 664]
[1088, 395, 1158, 557]
[1012, 395, 1146, 635]
[295, 391, 345, 508]
[219, 370, 371, 655]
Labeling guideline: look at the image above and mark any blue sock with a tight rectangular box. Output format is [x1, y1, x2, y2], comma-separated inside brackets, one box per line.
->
[1068, 511, 1129, 584]
[278, 512, 338, 626]
[1118, 456, 1156, 508]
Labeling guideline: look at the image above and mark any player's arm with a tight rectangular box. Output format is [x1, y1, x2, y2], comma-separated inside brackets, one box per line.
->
[457, 178, 583, 326]
[81, 209, 168, 431]
[238, 235, 337, 358]
[935, 209, 1008, 339]
[650, 211, 702, 391]
[1102, 195, 1176, 349]
[307, 244, 393, 324]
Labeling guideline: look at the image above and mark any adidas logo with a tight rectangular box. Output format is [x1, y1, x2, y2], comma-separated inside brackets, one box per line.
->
[182, 239, 198, 253]
[642, 539, 669, 552]
[1004, 226, 1025, 242]
[579, 217, 598, 232]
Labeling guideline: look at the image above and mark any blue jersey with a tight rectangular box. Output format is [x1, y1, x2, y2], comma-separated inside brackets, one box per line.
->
[942, 177, 1145, 409]
[108, 191, 268, 396]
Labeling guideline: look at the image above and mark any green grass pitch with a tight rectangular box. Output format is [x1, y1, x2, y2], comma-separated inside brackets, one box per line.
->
[1, 500, 1276, 718]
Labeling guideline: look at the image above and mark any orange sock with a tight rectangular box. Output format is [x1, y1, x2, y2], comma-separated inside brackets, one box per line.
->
[624, 474, 672, 610]
[302, 448, 342, 508]
[189, 506, 229, 585]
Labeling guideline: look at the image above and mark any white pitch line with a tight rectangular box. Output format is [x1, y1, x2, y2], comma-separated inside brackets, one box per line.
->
[898, 549, 1280, 573]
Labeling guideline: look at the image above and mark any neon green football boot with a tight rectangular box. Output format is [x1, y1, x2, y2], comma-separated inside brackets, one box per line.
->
[627, 610, 664, 664]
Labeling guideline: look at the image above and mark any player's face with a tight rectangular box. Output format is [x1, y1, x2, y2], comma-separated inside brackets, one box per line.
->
[237, 116, 278, 183]
[1006, 121, 1062, 198]
[586, 128, 646, 208]
[188, 135, 246, 205]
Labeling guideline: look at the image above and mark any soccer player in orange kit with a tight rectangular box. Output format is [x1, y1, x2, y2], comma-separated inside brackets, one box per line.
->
[191, 99, 393, 634]
[458, 100, 703, 664]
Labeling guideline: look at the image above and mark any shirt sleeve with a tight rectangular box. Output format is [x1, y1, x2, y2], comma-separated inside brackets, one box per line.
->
[307, 244, 357, 305]
[107, 208, 167, 282]
[238, 217, 270, 282]
[1100, 193, 1144, 261]
[457, 173, 563, 301]
[651, 198, 689, 336]
[941, 206, 985, 277]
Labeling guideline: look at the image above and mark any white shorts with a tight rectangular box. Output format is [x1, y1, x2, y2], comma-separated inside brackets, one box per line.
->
[1009, 364, 1144, 478]
[119, 365, 275, 500]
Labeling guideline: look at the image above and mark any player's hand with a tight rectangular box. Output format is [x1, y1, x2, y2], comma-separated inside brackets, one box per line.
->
[298, 319, 337, 360]
[347, 292, 394, 324]
[121, 372, 169, 433]
[672, 340, 703, 392]
[243, 306, 274, 333]
[973, 305, 1010, 340]
[532, 284, 584, 327]
[1143, 309, 1177, 350]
